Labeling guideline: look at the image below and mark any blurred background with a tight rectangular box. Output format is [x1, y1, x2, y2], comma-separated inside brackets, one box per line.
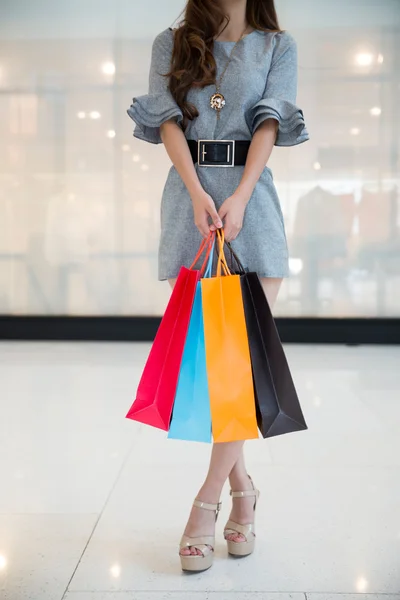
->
[0, 0, 399, 318]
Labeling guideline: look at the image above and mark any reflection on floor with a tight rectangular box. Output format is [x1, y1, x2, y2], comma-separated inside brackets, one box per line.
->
[0, 342, 399, 600]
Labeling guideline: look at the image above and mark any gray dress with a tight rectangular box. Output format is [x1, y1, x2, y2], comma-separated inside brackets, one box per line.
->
[127, 27, 309, 280]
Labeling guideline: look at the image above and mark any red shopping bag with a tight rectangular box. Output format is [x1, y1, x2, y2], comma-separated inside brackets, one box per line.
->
[125, 234, 215, 431]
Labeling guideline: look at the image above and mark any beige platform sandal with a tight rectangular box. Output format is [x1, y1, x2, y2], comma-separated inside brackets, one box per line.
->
[179, 500, 221, 572]
[224, 476, 260, 557]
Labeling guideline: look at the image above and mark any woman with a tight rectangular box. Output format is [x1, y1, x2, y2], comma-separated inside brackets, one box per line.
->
[127, 0, 309, 572]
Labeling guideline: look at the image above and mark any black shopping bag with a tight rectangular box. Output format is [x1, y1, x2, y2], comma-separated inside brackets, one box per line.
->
[227, 243, 308, 438]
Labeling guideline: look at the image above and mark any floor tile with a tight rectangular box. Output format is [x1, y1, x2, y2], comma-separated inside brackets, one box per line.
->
[0, 342, 141, 513]
[65, 593, 306, 600]
[69, 458, 400, 593]
[1, 342, 400, 598]
[0, 514, 96, 600]
[307, 596, 400, 600]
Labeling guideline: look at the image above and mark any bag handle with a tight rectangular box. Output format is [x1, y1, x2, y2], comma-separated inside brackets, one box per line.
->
[216, 229, 231, 277]
[189, 231, 216, 275]
[199, 232, 216, 277]
[203, 238, 216, 278]
[225, 241, 246, 274]
[189, 231, 212, 269]
[193, 230, 244, 279]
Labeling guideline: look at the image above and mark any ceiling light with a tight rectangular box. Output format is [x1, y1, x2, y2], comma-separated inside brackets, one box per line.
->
[356, 577, 368, 593]
[77, 111, 86, 119]
[107, 130, 116, 138]
[355, 52, 373, 66]
[102, 62, 116, 75]
[122, 144, 130, 152]
[313, 161, 321, 170]
[110, 564, 121, 578]
[141, 164, 150, 171]
[377, 53, 384, 64]
[370, 106, 381, 116]
[0, 555, 7, 570]
[132, 154, 141, 162]
[288, 257, 303, 275]
[89, 111, 101, 120]
[350, 127, 360, 136]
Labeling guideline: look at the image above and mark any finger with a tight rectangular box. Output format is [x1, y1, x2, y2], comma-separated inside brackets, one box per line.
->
[230, 226, 241, 241]
[218, 204, 228, 221]
[223, 224, 233, 242]
[195, 218, 210, 239]
[209, 204, 223, 229]
[228, 223, 241, 242]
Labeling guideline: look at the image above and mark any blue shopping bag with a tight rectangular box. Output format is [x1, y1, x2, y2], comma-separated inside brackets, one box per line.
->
[168, 249, 214, 443]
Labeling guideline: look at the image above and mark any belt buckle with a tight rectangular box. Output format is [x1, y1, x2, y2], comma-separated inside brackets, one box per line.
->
[198, 139, 235, 167]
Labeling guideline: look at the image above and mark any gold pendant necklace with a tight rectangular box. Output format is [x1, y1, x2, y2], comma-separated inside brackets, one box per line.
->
[210, 26, 249, 119]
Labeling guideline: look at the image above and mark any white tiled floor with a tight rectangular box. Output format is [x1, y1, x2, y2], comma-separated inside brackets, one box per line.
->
[0, 341, 400, 600]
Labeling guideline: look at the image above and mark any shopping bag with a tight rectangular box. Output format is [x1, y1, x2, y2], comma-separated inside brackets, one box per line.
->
[201, 230, 259, 443]
[125, 234, 214, 431]
[226, 242, 308, 438]
[168, 282, 212, 443]
[168, 242, 215, 443]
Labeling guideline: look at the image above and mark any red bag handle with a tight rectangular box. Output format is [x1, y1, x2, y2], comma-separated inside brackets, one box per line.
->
[189, 231, 216, 275]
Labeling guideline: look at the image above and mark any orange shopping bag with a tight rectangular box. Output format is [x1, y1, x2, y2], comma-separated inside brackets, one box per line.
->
[201, 229, 259, 443]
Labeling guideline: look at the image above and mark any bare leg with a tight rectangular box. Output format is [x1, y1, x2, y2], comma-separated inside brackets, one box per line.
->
[168, 276, 283, 554]
[226, 277, 283, 542]
[168, 279, 244, 554]
[181, 441, 246, 555]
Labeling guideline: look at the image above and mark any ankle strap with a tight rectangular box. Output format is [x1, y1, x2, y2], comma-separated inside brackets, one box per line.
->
[193, 500, 221, 513]
[230, 489, 258, 498]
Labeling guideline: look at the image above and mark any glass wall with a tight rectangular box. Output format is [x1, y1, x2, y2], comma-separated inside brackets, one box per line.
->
[0, 0, 399, 316]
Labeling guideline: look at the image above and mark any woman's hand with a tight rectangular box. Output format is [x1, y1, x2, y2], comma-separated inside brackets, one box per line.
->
[191, 190, 223, 238]
[218, 190, 251, 242]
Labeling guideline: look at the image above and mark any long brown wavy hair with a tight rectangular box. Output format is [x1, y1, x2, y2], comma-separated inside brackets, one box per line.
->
[166, 0, 281, 130]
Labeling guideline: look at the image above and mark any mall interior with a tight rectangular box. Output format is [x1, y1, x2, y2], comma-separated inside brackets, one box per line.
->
[0, 0, 399, 599]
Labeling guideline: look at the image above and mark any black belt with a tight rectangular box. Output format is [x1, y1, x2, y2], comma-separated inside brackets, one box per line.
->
[187, 139, 250, 167]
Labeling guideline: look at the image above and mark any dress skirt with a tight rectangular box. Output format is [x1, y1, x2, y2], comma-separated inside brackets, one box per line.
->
[159, 164, 289, 279]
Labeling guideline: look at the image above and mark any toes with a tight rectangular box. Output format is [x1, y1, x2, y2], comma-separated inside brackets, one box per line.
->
[183, 546, 214, 556]
[180, 546, 208, 557]
[225, 533, 245, 543]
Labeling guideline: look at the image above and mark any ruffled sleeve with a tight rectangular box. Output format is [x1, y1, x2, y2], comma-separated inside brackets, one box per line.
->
[127, 29, 183, 144]
[247, 32, 309, 147]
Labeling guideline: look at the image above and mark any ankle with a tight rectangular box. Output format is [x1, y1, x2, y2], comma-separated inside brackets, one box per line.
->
[197, 480, 223, 504]
[229, 472, 252, 492]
